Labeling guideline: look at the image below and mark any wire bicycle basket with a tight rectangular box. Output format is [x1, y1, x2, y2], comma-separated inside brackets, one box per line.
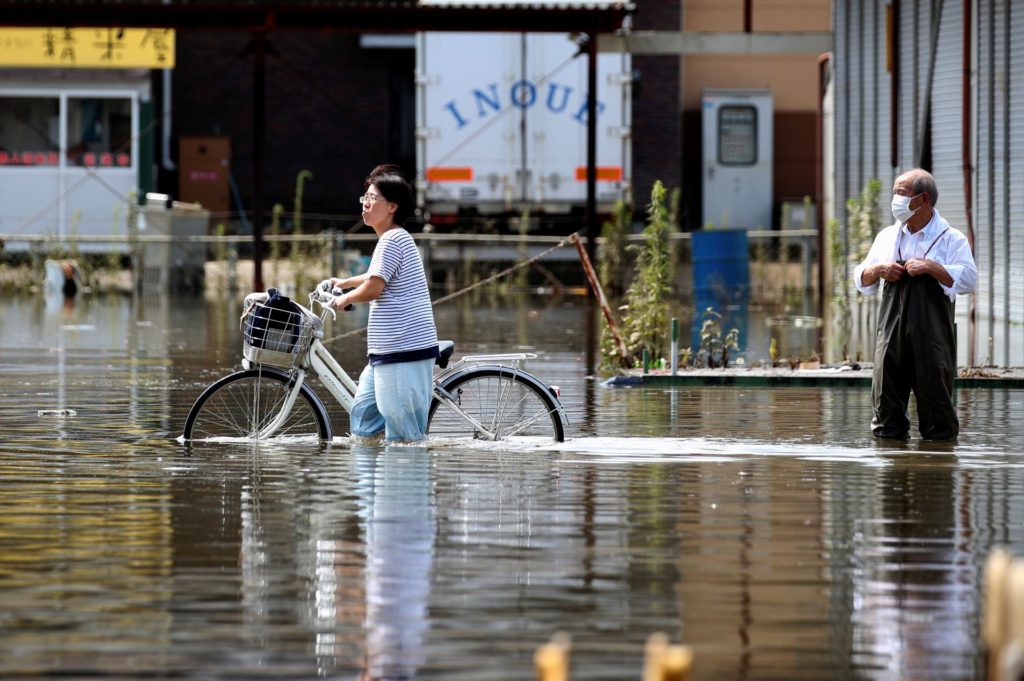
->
[241, 297, 321, 369]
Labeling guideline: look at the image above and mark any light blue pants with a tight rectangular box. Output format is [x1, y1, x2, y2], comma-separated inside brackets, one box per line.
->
[350, 358, 435, 442]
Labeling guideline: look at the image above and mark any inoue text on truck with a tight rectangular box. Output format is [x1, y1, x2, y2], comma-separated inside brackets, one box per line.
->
[415, 32, 632, 225]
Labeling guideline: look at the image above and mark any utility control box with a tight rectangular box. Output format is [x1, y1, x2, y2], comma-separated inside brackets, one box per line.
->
[701, 89, 773, 231]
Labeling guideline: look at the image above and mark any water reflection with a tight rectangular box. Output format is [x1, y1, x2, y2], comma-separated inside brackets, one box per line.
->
[2, 293, 1024, 680]
[0, 445, 174, 675]
[603, 383, 872, 446]
[356, 446, 434, 680]
[176, 442, 437, 679]
[846, 454, 976, 680]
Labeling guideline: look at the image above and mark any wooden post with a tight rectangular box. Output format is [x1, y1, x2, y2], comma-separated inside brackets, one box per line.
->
[998, 644, 1024, 681]
[1005, 563, 1024, 681]
[570, 233, 629, 361]
[642, 632, 669, 681]
[984, 549, 1012, 681]
[643, 633, 693, 681]
[535, 632, 571, 681]
[661, 645, 694, 681]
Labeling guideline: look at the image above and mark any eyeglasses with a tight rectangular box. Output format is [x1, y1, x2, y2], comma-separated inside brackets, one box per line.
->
[359, 193, 385, 204]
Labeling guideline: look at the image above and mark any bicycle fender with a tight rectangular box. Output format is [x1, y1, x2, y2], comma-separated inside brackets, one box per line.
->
[435, 364, 567, 422]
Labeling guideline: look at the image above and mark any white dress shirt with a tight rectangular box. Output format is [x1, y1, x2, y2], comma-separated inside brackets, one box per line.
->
[853, 209, 978, 302]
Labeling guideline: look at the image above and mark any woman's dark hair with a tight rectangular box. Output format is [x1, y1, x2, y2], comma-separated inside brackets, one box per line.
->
[364, 163, 414, 225]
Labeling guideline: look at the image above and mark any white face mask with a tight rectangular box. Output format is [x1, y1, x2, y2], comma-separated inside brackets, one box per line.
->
[891, 193, 922, 223]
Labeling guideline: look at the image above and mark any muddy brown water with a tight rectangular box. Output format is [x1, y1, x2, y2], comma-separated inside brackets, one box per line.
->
[1, 292, 1023, 680]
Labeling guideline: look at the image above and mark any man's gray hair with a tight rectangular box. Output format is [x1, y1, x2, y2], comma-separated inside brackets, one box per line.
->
[908, 169, 939, 207]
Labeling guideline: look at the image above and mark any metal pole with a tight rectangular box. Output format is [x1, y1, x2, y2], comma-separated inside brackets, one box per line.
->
[585, 33, 598, 266]
[1003, 0, 1011, 367]
[252, 30, 266, 292]
[670, 317, 679, 375]
[816, 54, 828, 358]
[961, 0, 976, 367]
[890, 0, 900, 168]
[329, 228, 338, 275]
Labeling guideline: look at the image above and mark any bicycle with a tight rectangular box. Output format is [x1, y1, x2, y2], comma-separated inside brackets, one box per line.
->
[182, 285, 567, 443]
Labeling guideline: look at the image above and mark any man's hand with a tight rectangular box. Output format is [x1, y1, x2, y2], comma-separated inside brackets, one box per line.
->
[905, 257, 954, 286]
[904, 258, 932, 277]
[873, 261, 906, 283]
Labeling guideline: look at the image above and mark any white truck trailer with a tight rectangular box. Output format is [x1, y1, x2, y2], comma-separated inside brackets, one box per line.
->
[415, 32, 631, 226]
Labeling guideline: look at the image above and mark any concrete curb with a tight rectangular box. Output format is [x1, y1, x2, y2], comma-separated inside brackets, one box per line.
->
[603, 366, 1024, 389]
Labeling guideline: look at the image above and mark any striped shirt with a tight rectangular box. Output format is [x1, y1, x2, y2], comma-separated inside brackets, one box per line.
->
[365, 228, 438, 360]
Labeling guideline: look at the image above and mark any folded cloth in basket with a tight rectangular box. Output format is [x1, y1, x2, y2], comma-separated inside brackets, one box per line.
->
[246, 288, 303, 353]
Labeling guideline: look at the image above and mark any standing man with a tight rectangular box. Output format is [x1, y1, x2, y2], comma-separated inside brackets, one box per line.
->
[854, 168, 977, 440]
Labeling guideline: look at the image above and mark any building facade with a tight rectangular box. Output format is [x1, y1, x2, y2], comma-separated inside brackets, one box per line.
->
[681, 0, 830, 230]
[831, 0, 1021, 368]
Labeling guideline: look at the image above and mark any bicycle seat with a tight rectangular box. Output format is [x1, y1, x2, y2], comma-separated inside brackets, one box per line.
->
[436, 340, 455, 368]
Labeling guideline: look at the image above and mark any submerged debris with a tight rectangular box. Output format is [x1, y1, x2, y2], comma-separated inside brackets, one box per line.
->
[37, 409, 77, 417]
[959, 367, 1000, 379]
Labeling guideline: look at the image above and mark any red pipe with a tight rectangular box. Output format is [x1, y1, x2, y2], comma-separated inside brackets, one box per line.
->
[816, 51, 830, 342]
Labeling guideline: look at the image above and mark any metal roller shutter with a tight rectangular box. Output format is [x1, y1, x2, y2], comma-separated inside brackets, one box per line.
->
[928, 0, 970, 364]
[871, 1, 891, 185]
[975, 0, 995, 360]
[1007, 0, 1024, 365]
[977, 0, 1011, 366]
[898, 0, 926, 168]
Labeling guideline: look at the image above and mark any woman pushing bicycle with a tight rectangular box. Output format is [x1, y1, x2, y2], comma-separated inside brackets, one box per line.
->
[183, 164, 565, 444]
[326, 164, 439, 443]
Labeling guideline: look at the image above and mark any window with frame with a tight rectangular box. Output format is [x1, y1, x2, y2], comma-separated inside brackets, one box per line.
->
[66, 97, 132, 168]
[0, 96, 60, 166]
[718, 105, 758, 166]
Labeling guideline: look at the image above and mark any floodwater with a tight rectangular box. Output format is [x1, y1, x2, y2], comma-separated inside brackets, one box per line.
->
[2, 291, 1024, 681]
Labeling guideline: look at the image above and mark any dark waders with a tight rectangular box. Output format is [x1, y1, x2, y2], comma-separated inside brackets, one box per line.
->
[871, 271, 958, 440]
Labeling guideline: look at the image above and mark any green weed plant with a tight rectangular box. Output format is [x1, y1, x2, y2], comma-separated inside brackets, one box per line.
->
[832, 178, 882, 361]
[618, 181, 672, 366]
[598, 199, 631, 298]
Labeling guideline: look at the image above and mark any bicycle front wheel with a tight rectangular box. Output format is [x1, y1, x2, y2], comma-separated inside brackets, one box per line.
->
[428, 367, 565, 442]
[183, 367, 332, 442]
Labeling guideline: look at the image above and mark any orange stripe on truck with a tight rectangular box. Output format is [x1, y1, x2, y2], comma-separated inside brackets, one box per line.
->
[426, 166, 473, 182]
[575, 166, 623, 182]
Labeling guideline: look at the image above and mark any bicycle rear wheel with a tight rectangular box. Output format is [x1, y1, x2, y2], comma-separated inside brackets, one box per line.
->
[428, 367, 565, 442]
[183, 367, 332, 442]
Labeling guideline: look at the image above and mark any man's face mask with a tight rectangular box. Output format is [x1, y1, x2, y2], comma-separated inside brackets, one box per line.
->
[891, 192, 922, 223]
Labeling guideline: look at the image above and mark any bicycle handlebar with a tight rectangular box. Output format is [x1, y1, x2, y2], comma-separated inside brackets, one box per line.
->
[243, 285, 352, 323]
[312, 280, 354, 311]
